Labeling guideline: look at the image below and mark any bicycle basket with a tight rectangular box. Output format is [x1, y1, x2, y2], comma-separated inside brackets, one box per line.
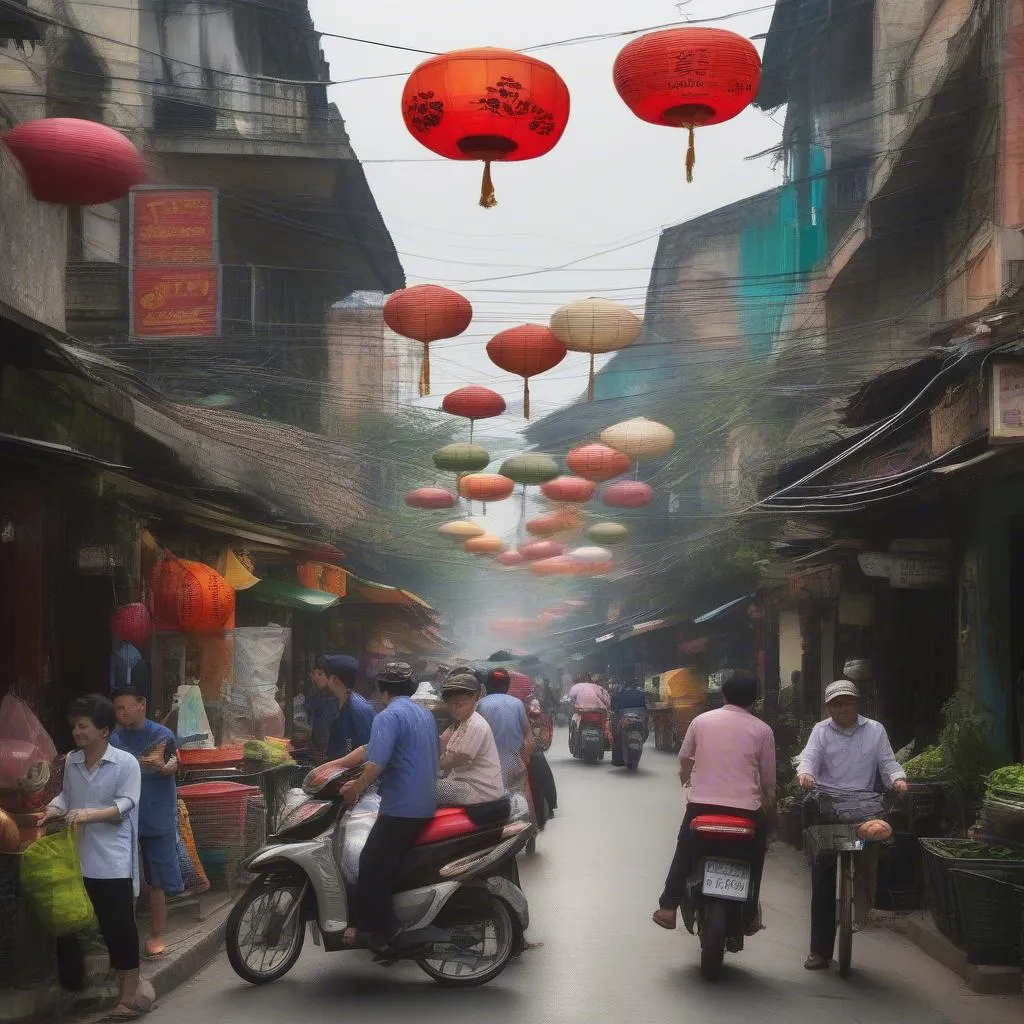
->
[805, 823, 864, 861]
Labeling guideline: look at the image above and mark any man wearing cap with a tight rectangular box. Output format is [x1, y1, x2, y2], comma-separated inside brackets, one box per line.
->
[797, 679, 908, 971]
[322, 654, 376, 761]
[477, 669, 534, 793]
[436, 672, 504, 807]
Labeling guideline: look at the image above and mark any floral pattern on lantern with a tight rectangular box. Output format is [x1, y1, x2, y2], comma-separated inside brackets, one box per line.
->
[566, 443, 632, 482]
[550, 298, 642, 400]
[486, 325, 566, 419]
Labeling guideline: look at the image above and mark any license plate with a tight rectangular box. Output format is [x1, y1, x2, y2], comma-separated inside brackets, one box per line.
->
[702, 859, 751, 901]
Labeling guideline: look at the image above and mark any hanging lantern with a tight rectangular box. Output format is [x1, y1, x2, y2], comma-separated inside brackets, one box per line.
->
[566, 443, 632, 482]
[600, 417, 675, 460]
[541, 476, 597, 503]
[602, 480, 654, 509]
[150, 555, 186, 629]
[613, 28, 762, 183]
[586, 522, 630, 545]
[464, 534, 506, 556]
[459, 473, 515, 502]
[439, 520, 486, 541]
[520, 540, 565, 562]
[110, 603, 152, 649]
[526, 507, 587, 536]
[442, 386, 506, 442]
[567, 546, 613, 564]
[486, 325, 566, 419]
[577, 559, 614, 576]
[550, 298, 642, 400]
[402, 47, 571, 208]
[383, 285, 473, 396]
[2, 118, 146, 205]
[405, 487, 457, 510]
[175, 560, 235, 633]
[497, 550, 526, 568]
[530, 556, 577, 576]
[433, 443, 491, 474]
[499, 453, 560, 486]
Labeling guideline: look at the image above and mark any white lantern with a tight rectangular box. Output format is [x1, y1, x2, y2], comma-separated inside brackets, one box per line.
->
[550, 297, 642, 400]
[567, 546, 614, 563]
[600, 417, 675, 460]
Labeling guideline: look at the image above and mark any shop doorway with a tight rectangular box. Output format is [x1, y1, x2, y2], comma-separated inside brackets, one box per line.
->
[1007, 522, 1024, 760]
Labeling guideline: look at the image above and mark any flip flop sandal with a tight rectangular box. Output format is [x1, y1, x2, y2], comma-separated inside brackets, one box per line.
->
[99, 1005, 146, 1022]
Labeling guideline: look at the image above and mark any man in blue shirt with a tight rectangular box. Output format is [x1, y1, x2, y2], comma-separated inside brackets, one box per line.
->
[477, 669, 534, 792]
[110, 687, 183, 959]
[310, 663, 438, 949]
[322, 654, 376, 760]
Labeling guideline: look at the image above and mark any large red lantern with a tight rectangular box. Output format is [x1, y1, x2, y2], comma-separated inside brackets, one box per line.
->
[602, 480, 654, 509]
[150, 556, 185, 629]
[405, 487, 457, 510]
[541, 476, 598, 503]
[175, 560, 235, 633]
[3, 118, 146, 204]
[401, 47, 571, 208]
[520, 540, 565, 562]
[459, 473, 515, 503]
[566, 443, 632, 482]
[442, 386, 506, 442]
[383, 285, 473, 396]
[110, 603, 152, 649]
[486, 325, 566, 419]
[613, 28, 761, 182]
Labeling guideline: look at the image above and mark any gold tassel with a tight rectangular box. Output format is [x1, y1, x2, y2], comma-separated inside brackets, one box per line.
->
[419, 344, 430, 397]
[523, 377, 530, 420]
[479, 160, 497, 209]
[587, 351, 596, 402]
[686, 126, 696, 184]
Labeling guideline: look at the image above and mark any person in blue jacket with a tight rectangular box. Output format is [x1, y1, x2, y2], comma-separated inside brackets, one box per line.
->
[322, 654, 376, 760]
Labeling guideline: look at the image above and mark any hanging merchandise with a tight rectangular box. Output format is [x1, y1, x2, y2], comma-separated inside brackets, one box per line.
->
[225, 626, 289, 743]
[549, 298, 642, 400]
[526, 507, 587, 536]
[602, 480, 654, 509]
[613, 28, 762, 182]
[520, 540, 566, 561]
[439, 520, 486, 541]
[110, 603, 152, 649]
[175, 560, 235, 633]
[175, 684, 215, 749]
[220, 548, 260, 591]
[600, 417, 675, 460]
[541, 476, 598, 503]
[464, 534, 506, 556]
[497, 550, 526, 568]
[586, 522, 630, 545]
[401, 47, 570, 208]
[382, 285, 473, 396]
[458, 473, 515, 502]
[499, 454, 560, 486]
[566, 443, 632, 481]
[405, 487, 457, 510]
[486, 325, 566, 419]
[442, 386, 507, 442]
[2, 118, 146, 204]
[432, 443, 490, 473]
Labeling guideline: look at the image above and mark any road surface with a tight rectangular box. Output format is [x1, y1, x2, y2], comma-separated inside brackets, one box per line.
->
[148, 735, 1021, 1024]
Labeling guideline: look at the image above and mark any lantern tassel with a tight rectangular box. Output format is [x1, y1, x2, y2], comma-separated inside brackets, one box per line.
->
[480, 160, 497, 209]
[523, 377, 530, 420]
[419, 344, 430, 397]
[587, 352, 596, 402]
[685, 126, 696, 184]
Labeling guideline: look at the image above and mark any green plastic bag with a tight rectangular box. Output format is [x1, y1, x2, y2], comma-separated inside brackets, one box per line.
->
[20, 829, 95, 936]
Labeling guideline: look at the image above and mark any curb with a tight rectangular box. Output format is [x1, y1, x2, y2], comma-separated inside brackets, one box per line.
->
[148, 901, 231, 1000]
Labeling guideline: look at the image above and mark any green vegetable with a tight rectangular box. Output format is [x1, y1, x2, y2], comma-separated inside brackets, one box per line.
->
[987, 764, 1024, 795]
[903, 745, 949, 780]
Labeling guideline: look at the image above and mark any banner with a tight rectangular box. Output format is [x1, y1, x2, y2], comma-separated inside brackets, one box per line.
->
[131, 267, 219, 337]
[131, 188, 216, 264]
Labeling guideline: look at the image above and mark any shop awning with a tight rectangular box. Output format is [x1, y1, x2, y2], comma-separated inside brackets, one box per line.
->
[241, 579, 340, 612]
[0, 431, 128, 471]
[693, 595, 751, 625]
[346, 574, 434, 611]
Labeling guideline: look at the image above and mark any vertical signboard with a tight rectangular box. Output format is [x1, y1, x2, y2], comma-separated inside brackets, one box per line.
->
[129, 186, 220, 338]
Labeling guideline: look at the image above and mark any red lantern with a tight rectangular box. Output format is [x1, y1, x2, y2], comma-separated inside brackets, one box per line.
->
[520, 540, 565, 562]
[383, 285, 473, 397]
[405, 487, 457, 510]
[530, 556, 577, 576]
[174, 561, 235, 633]
[150, 556, 186, 629]
[497, 550, 526, 568]
[402, 47, 571, 208]
[442, 386, 506, 442]
[541, 476, 598, 503]
[486, 325, 566, 419]
[526, 508, 586, 537]
[602, 480, 654, 509]
[566, 443, 632, 482]
[110, 603, 152, 648]
[459, 473, 515, 502]
[613, 28, 761, 182]
[3, 118, 146, 205]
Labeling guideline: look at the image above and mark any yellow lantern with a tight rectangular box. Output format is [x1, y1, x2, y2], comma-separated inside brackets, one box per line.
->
[550, 298, 642, 400]
[439, 520, 485, 541]
[464, 534, 506, 556]
[600, 417, 675, 460]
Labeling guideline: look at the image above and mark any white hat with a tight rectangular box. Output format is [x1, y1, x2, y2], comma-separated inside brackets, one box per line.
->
[824, 679, 860, 704]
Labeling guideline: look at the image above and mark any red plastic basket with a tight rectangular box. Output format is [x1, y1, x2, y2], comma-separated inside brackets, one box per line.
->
[177, 782, 261, 849]
[178, 746, 245, 770]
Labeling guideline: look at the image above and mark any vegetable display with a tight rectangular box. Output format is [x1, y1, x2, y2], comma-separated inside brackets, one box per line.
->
[987, 764, 1024, 796]
[903, 745, 949, 780]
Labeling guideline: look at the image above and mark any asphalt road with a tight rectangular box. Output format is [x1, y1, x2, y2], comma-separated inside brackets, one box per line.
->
[149, 734, 1021, 1024]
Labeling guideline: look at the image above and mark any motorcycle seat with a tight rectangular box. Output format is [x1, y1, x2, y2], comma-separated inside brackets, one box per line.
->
[413, 796, 511, 847]
[689, 814, 757, 837]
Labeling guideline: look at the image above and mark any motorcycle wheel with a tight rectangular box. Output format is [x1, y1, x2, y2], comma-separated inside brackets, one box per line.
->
[582, 739, 601, 764]
[417, 892, 516, 987]
[699, 900, 728, 982]
[226, 879, 306, 985]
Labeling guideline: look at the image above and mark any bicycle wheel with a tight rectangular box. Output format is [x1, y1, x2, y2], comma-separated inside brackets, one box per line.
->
[837, 851, 854, 978]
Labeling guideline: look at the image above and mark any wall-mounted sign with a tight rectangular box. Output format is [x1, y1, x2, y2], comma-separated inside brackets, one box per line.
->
[930, 376, 986, 456]
[990, 360, 1024, 442]
[889, 557, 949, 590]
[130, 188, 217, 264]
[131, 267, 220, 337]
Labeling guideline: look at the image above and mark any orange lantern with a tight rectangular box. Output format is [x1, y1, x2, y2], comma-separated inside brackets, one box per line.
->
[520, 540, 565, 561]
[383, 285, 473, 396]
[529, 556, 577, 576]
[297, 563, 323, 590]
[402, 47, 571, 208]
[566, 443, 632, 482]
[541, 476, 598, 503]
[497, 550, 526, 568]
[465, 534, 506, 556]
[613, 28, 761, 182]
[526, 507, 586, 537]
[174, 560, 235, 633]
[459, 473, 515, 503]
[150, 555, 186, 629]
[486, 325, 566, 419]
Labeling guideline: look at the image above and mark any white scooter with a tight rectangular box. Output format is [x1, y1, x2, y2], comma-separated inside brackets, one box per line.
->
[226, 767, 534, 988]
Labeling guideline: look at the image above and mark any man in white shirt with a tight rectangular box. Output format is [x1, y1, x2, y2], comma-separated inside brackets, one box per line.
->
[436, 673, 505, 806]
[45, 694, 152, 1016]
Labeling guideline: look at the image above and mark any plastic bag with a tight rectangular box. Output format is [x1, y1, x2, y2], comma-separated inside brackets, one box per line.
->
[21, 830, 95, 936]
[0, 695, 57, 789]
[176, 685, 214, 749]
[339, 788, 381, 884]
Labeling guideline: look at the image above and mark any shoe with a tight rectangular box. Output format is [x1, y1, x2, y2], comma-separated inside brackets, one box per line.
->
[652, 908, 677, 930]
[804, 952, 830, 970]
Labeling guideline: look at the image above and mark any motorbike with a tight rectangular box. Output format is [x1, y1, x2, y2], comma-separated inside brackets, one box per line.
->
[612, 708, 647, 770]
[226, 766, 534, 988]
[684, 812, 763, 981]
[554, 695, 572, 728]
[569, 709, 607, 764]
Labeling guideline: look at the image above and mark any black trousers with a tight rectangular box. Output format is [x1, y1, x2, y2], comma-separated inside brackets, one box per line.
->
[810, 854, 838, 959]
[354, 815, 431, 937]
[57, 876, 140, 989]
[659, 803, 767, 913]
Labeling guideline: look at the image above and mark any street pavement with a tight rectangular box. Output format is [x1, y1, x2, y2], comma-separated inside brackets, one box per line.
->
[147, 733, 1022, 1024]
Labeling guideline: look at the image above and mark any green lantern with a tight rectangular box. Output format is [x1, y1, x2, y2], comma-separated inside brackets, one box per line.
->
[586, 522, 629, 545]
[433, 443, 490, 473]
[499, 454, 560, 486]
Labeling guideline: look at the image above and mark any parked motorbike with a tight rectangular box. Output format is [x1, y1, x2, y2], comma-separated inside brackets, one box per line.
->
[684, 812, 762, 981]
[612, 708, 647, 770]
[569, 709, 607, 764]
[226, 766, 534, 988]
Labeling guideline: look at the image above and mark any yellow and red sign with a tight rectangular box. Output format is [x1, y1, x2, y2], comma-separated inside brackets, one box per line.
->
[131, 188, 216, 264]
[132, 267, 219, 337]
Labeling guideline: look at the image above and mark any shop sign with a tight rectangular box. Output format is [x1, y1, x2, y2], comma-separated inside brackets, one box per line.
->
[930, 378, 987, 456]
[131, 267, 220, 337]
[130, 188, 217, 264]
[990, 360, 1024, 442]
[889, 557, 949, 589]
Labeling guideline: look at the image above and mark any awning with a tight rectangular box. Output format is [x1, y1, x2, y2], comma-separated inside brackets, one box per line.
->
[0, 431, 128, 471]
[693, 595, 752, 626]
[345, 574, 434, 612]
[241, 579, 340, 612]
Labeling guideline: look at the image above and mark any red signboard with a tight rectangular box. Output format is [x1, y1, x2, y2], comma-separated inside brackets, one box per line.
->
[131, 267, 219, 337]
[131, 188, 216, 264]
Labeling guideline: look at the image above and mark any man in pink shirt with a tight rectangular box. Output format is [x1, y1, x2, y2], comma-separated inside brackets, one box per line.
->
[568, 675, 611, 711]
[652, 670, 776, 934]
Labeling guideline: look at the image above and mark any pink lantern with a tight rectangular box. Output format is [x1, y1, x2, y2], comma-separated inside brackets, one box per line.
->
[405, 487, 457, 510]
[602, 480, 654, 509]
[497, 550, 526, 568]
[541, 476, 598, 503]
[520, 540, 566, 562]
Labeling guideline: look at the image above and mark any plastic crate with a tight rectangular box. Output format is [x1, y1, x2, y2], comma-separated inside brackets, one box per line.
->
[178, 746, 245, 770]
[949, 869, 1024, 965]
[919, 838, 1024, 944]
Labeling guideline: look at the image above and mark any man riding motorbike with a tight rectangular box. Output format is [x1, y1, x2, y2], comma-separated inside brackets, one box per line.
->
[610, 680, 648, 767]
[567, 675, 610, 752]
